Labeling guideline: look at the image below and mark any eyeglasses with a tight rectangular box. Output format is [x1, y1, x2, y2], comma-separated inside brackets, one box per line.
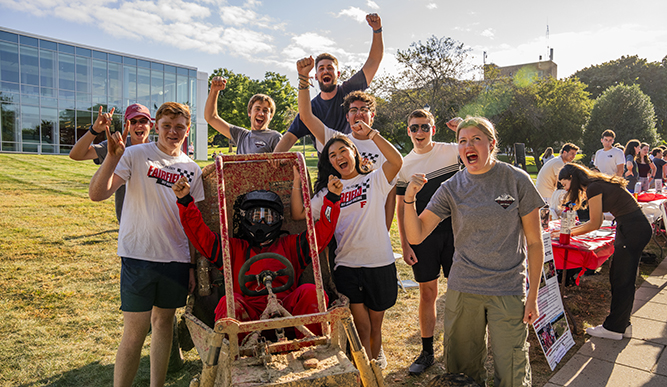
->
[348, 107, 370, 115]
[243, 207, 281, 225]
[409, 123, 432, 133]
[130, 118, 150, 125]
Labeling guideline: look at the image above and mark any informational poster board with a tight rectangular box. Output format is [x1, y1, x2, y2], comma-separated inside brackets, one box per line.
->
[531, 233, 576, 370]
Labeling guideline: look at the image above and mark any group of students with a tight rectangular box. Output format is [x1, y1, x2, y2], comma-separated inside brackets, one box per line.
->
[69, 11, 651, 387]
[197, 43, 544, 387]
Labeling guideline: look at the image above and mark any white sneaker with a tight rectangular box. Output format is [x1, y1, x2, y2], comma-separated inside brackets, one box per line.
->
[624, 324, 632, 338]
[586, 325, 623, 340]
[375, 346, 387, 370]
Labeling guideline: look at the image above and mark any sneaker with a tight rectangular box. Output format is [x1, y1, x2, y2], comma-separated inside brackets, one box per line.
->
[408, 350, 435, 375]
[375, 346, 387, 370]
[624, 324, 633, 338]
[586, 325, 623, 340]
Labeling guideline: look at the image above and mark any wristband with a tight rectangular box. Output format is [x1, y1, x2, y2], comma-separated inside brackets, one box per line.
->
[89, 125, 101, 136]
[189, 263, 197, 269]
[403, 199, 415, 204]
[373, 27, 383, 33]
[367, 129, 378, 140]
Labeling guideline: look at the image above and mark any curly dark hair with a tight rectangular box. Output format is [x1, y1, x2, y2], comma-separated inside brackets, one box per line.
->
[313, 135, 369, 194]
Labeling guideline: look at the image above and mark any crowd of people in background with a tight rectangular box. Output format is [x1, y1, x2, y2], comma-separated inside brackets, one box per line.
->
[70, 11, 658, 387]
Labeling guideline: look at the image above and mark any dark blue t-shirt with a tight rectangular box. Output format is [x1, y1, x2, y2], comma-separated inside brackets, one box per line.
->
[287, 70, 368, 142]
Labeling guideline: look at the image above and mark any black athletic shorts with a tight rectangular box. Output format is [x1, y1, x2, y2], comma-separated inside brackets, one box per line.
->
[411, 218, 454, 283]
[120, 257, 190, 312]
[334, 262, 398, 311]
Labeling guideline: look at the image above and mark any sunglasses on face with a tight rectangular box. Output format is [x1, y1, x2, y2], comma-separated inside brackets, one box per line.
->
[348, 107, 370, 115]
[409, 123, 432, 133]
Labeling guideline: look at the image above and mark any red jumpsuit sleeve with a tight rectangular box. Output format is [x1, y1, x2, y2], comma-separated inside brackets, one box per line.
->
[312, 192, 341, 254]
[177, 195, 223, 269]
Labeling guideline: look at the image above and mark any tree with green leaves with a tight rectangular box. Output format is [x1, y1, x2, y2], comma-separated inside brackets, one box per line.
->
[460, 75, 592, 169]
[582, 84, 658, 163]
[207, 69, 297, 142]
[573, 55, 667, 138]
[371, 36, 483, 152]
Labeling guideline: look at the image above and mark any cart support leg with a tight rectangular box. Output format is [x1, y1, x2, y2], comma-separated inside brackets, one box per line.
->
[342, 316, 384, 387]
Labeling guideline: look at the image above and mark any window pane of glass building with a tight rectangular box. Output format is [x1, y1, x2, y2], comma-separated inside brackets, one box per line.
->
[21, 104, 40, 152]
[58, 53, 74, 91]
[59, 108, 75, 152]
[109, 62, 123, 109]
[0, 41, 19, 83]
[20, 45, 39, 86]
[121, 64, 135, 109]
[151, 69, 163, 111]
[137, 67, 150, 112]
[164, 71, 176, 104]
[92, 59, 107, 108]
[76, 56, 91, 94]
[40, 49, 56, 88]
[1, 101, 19, 151]
[41, 106, 57, 153]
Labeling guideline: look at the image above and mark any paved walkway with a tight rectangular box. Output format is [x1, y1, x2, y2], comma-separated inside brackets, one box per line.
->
[546, 257, 667, 386]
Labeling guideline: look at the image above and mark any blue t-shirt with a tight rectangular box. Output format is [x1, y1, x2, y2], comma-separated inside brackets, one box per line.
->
[287, 70, 368, 142]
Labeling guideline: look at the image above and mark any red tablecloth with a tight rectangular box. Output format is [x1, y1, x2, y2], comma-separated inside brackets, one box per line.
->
[549, 222, 616, 271]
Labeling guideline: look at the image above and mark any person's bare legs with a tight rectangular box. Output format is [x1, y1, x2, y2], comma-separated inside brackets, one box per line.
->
[350, 303, 373, 358]
[419, 279, 438, 338]
[368, 309, 386, 360]
[149, 307, 177, 387]
[114, 311, 151, 387]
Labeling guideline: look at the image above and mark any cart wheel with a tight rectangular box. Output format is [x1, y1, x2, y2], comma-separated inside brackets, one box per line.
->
[238, 253, 295, 296]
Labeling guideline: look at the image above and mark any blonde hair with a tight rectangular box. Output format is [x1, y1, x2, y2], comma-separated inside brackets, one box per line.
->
[456, 116, 498, 158]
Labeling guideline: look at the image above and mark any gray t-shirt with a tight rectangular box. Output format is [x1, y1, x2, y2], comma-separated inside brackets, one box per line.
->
[93, 137, 132, 222]
[229, 125, 282, 154]
[425, 161, 545, 296]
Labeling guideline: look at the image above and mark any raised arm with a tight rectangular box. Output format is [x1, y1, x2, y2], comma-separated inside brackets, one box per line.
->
[70, 106, 114, 161]
[89, 122, 128, 201]
[351, 120, 403, 183]
[402, 174, 443, 244]
[273, 132, 299, 153]
[204, 77, 233, 139]
[521, 207, 545, 324]
[296, 56, 327, 145]
[361, 13, 384, 84]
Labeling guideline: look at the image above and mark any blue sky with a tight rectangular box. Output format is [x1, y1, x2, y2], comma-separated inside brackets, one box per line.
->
[1, 0, 666, 86]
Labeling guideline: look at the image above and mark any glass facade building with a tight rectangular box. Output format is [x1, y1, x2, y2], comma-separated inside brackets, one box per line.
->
[0, 27, 204, 156]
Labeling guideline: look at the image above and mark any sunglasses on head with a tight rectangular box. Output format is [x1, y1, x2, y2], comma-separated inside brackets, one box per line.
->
[409, 123, 432, 133]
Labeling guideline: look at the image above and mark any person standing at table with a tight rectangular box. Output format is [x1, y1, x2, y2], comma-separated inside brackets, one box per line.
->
[535, 143, 579, 199]
[555, 163, 651, 340]
[403, 117, 545, 387]
[623, 139, 641, 193]
[594, 130, 625, 177]
[637, 142, 656, 192]
[652, 148, 666, 182]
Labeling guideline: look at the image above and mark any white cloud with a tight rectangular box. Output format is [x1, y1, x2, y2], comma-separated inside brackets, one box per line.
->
[426, 3, 437, 10]
[0, 0, 279, 59]
[481, 28, 495, 39]
[338, 6, 367, 23]
[366, 0, 379, 10]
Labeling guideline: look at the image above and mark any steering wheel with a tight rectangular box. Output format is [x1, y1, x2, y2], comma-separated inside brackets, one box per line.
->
[238, 252, 295, 297]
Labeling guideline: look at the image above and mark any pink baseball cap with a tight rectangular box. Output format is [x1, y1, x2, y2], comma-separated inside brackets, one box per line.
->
[124, 103, 152, 121]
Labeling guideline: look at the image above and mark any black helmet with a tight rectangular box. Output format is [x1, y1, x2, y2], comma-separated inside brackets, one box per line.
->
[240, 190, 284, 244]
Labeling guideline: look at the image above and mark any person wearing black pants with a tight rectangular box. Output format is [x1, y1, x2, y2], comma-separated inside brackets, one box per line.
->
[555, 163, 652, 340]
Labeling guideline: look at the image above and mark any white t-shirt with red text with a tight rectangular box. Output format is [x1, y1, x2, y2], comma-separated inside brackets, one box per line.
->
[114, 142, 204, 263]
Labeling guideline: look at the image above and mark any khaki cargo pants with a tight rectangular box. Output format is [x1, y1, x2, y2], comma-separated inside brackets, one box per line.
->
[443, 289, 531, 387]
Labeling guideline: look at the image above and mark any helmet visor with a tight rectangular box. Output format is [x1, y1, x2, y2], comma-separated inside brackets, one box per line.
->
[245, 207, 281, 226]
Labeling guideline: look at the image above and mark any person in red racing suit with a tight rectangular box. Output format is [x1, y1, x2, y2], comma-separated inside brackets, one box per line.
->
[172, 171, 342, 336]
